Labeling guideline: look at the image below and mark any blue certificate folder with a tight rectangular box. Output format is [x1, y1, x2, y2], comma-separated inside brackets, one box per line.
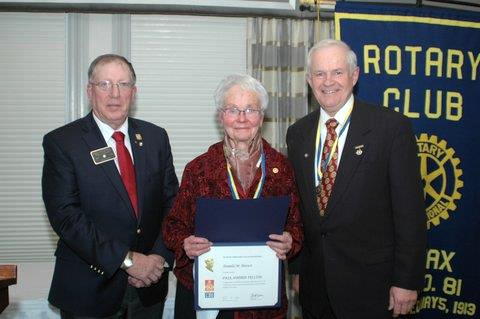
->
[194, 196, 290, 242]
[194, 196, 290, 310]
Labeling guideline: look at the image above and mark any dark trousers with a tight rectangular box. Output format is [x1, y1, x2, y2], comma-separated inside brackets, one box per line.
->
[174, 281, 234, 319]
[60, 285, 164, 319]
[302, 305, 337, 319]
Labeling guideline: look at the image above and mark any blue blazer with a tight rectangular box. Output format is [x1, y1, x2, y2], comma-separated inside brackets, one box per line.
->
[287, 100, 426, 319]
[42, 112, 179, 316]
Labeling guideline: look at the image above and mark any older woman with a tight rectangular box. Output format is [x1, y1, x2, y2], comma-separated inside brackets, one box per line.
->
[162, 74, 302, 319]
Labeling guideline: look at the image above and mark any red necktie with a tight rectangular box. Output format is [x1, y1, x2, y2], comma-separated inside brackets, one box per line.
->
[316, 118, 339, 216]
[112, 131, 138, 217]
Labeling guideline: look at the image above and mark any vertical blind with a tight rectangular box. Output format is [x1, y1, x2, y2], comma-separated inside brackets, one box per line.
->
[0, 13, 66, 262]
[130, 15, 247, 179]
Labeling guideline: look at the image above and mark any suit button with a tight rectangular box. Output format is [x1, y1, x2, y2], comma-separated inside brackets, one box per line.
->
[321, 232, 327, 238]
[137, 228, 141, 234]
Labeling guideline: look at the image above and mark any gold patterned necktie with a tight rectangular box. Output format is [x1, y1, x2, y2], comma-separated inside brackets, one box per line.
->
[316, 118, 339, 216]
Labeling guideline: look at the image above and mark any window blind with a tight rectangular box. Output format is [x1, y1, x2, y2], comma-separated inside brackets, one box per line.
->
[130, 15, 247, 179]
[0, 13, 66, 262]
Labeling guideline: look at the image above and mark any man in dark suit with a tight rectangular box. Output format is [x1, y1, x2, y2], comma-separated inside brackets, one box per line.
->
[287, 39, 426, 318]
[42, 54, 179, 318]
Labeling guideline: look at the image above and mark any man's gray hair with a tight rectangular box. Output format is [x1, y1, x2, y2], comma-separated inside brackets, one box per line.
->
[214, 74, 269, 111]
[88, 54, 137, 84]
[306, 39, 358, 76]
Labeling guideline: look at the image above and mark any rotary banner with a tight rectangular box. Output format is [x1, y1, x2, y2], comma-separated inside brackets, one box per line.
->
[335, 2, 479, 318]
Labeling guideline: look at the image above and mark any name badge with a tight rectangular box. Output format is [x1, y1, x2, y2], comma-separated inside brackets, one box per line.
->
[90, 146, 116, 165]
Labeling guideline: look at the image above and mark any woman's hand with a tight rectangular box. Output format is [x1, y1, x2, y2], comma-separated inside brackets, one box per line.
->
[183, 235, 212, 259]
[266, 231, 292, 260]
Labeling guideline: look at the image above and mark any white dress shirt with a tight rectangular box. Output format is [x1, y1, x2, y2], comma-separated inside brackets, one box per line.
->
[92, 113, 134, 172]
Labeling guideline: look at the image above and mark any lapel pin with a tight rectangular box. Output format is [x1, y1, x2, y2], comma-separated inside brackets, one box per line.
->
[354, 144, 364, 156]
[135, 133, 143, 147]
[272, 167, 279, 174]
[304, 153, 309, 158]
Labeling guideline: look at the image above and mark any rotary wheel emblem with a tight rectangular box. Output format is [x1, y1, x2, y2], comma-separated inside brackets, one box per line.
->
[416, 134, 463, 229]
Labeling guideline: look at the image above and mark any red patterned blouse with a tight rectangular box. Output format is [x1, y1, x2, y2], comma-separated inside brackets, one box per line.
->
[163, 140, 303, 319]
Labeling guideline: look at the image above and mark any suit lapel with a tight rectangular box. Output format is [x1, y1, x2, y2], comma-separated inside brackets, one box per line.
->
[129, 119, 146, 221]
[299, 110, 320, 215]
[81, 113, 137, 221]
[327, 101, 372, 214]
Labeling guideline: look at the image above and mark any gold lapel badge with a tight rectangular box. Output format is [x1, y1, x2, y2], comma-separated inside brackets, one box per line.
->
[272, 167, 279, 174]
[135, 133, 143, 147]
[355, 144, 364, 156]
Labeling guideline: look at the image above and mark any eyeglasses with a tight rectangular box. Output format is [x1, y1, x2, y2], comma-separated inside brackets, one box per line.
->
[222, 106, 262, 119]
[90, 80, 134, 91]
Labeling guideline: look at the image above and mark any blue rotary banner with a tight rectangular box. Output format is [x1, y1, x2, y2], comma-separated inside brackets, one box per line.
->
[335, 2, 479, 318]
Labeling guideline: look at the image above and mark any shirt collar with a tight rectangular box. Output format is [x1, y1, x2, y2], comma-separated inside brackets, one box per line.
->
[92, 112, 129, 142]
[320, 94, 354, 127]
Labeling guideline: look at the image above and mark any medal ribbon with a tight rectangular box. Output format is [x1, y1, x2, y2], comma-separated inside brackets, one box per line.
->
[314, 106, 353, 186]
[227, 152, 266, 200]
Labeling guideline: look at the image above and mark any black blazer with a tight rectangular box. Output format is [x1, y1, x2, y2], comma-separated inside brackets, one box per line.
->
[287, 100, 426, 319]
[42, 112, 179, 317]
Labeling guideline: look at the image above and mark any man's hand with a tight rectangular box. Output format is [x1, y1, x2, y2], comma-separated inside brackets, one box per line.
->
[266, 231, 292, 260]
[128, 276, 146, 288]
[388, 286, 418, 317]
[183, 235, 212, 259]
[125, 253, 165, 288]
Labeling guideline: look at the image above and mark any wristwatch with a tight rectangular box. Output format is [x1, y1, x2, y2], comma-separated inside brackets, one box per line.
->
[121, 251, 134, 270]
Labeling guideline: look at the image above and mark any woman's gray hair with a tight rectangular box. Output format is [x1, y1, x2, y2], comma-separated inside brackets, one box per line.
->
[214, 74, 269, 112]
[306, 39, 358, 76]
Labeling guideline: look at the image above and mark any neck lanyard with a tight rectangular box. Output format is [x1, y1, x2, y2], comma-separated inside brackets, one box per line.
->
[314, 106, 353, 186]
[227, 152, 266, 200]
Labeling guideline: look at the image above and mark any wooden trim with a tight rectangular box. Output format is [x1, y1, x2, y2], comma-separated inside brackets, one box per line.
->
[0, 265, 17, 314]
[0, 265, 17, 287]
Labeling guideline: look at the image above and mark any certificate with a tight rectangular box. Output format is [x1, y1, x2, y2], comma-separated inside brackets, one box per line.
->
[194, 197, 288, 310]
[194, 243, 281, 310]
